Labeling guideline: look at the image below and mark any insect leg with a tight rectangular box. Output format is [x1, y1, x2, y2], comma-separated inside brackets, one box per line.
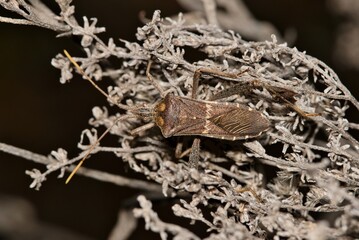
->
[261, 82, 320, 117]
[174, 139, 200, 168]
[192, 66, 318, 117]
[205, 72, 317, 117]
[175, 141, 194, 159]
[146, 61, 166, 98]
[235, 186, 262, 202]
[192, 67, 247, 99]
[210, 82, 254, 101]
[130, 122, 156, 136]
[175, 141, 184, 158]
[188, 138, 201, 169]
[244, 80, 319, 118]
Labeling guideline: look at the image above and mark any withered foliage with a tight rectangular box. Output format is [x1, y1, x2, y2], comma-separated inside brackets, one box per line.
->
[0, 1, 358, 239]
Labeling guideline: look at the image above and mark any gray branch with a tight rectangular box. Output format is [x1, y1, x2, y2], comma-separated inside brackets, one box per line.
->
[1, 1, 358, 239]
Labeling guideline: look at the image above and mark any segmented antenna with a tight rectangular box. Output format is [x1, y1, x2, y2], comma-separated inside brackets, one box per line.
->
[65, 117, 122, 184]
[63, 50, 159, 183]
[63, 50, 127, 184]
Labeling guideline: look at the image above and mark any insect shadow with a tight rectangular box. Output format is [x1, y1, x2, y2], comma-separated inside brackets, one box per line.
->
[63, 50, 316, 183]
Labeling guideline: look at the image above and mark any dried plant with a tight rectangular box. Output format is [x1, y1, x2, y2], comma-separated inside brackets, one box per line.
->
[0, 0, 358, 239]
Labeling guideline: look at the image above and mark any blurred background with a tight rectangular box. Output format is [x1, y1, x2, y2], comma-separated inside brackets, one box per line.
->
[0, 0, 358, 239]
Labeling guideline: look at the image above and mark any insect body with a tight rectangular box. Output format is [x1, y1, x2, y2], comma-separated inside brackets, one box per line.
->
[63, 49, 317, 182]
[154, 93, 270, 140]
[63, 50, 273, 182]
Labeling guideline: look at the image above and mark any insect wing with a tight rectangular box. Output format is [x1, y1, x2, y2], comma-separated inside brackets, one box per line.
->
[209, 107, 270, 140]
[161, 95, 270, 140]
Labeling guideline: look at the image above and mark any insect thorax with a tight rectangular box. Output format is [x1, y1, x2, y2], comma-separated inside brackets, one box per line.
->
[154, 93, 180, 138]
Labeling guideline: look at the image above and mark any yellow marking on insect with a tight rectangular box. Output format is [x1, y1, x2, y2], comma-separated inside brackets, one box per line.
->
[157, 102, 166, 112]
[205, 104, 213, 119]
[156, 116, 164, 127]
[203, 119, 212, 134]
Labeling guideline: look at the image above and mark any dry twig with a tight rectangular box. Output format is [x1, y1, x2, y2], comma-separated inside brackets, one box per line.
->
[0, 0, 358, 239]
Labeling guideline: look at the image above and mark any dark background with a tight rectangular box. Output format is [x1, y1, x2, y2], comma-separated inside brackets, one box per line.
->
[0, 0, 358, 239]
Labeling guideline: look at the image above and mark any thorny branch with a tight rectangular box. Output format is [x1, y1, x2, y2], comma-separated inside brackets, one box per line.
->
[1, 0, 359, 239]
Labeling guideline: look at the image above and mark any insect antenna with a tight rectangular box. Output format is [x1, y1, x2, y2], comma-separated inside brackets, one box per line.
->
[63, 50, 132, 111]
[63, 50, 137, 183]
[65, 116, 127, 184]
